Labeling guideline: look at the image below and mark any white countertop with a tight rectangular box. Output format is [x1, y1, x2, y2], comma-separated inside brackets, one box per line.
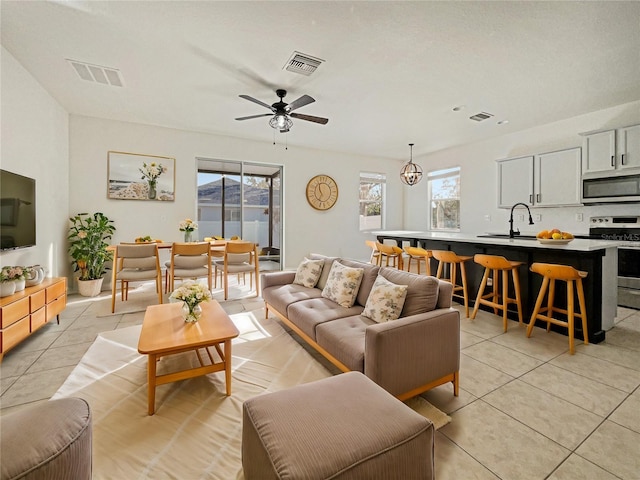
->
[372, 230, 623, 252]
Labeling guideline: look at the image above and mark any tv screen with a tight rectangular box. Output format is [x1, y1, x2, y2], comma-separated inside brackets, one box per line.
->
[0, 169, 36, 251]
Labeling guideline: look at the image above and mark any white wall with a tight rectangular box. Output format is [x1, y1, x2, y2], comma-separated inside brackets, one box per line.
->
[69, 116, 405, 272]
[405, 101, 640, 236]
[0, 47, 69, 277]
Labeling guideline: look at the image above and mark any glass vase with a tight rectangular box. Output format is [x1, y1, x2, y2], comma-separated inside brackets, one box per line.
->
[148, 180, 157, 200]
[184, 230, 193, 242]
[182, 302, 202, 323]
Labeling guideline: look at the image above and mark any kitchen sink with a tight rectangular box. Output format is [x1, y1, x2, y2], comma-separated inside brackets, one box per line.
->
[477, 234, 538, 240]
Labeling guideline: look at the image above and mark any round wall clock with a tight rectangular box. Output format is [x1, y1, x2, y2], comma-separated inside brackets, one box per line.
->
[306, 175, 338, 211]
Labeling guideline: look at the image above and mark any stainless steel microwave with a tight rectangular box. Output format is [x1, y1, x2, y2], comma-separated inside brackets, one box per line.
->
[582, 174, 640, 204]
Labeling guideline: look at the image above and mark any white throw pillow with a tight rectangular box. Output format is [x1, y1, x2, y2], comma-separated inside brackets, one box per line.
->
[362, 274, 408, 323]
[293, 258, 325, 288]
[321, 262, 364, 308]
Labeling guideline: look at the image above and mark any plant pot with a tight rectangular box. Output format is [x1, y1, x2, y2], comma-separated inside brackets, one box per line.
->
[0, 281, 16, 297]
[14, 279, 26, 292]
[77, 277, 104, 297]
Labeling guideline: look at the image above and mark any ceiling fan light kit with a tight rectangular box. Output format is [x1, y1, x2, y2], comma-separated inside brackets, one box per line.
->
[400, 143, 423, 186]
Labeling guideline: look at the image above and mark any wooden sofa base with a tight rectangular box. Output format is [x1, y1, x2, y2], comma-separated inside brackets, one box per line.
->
[265, 301, 459, 400]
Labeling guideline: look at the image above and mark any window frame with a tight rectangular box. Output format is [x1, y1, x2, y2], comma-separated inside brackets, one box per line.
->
[427, 166, 461, 232]
[359, 172, 386, 231]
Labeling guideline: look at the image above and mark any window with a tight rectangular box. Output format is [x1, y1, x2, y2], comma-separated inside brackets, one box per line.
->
[428, 167, 460, 230]
[359, 172, 385, 230]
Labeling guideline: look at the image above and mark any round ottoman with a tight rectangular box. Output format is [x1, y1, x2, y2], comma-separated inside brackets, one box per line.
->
[0, 397, 92, 480]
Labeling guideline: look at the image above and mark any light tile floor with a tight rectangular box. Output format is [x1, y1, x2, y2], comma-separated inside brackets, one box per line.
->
[1, 280, 639, 479]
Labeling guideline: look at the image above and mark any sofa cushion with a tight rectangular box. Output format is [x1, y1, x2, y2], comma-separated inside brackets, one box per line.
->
[362, 274, 408, 323]
[309, 253, 339, 290]
[316, 315, 376, 372]
[293, 258, 324, 288]
[379, 267, 440, 316]
[339, 259, 380, 307]
[321, 261, 364, 308]
[262, 284, 323, 316]
[287, 298, 364, 341]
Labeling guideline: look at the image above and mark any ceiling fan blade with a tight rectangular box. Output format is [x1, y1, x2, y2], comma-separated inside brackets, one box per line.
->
[290, 112, 329, 125]
[286, 94, 315, 112]
[235, 113, 273, 121]
[239, 95, 274, 111]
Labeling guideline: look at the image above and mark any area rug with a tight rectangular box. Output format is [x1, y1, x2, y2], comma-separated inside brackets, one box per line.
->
[53, 311, 450, 479]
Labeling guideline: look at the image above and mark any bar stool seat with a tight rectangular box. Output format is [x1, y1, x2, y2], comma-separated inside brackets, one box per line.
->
[471, 254, 524, 332]
[376, 242, 404, 270]
[432, 250, 472, 317]
[526, 262, 588, 355]
[403, 246, 433, 276]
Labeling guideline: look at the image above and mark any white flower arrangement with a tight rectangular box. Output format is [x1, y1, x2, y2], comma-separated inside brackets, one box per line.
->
[170, 281, 211, 307]
[179, 218, 198, 232]
[139, 162, 167, 182]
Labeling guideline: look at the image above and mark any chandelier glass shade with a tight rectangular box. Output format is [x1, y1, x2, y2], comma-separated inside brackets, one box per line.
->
[269, 114, 293, 132]
[400, 143, 423, 186]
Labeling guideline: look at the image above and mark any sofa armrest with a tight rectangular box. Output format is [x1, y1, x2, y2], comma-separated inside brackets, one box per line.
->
[364, 308, 460, 397]
[260, 271, 296, 290]
[436, 279, 453, 309]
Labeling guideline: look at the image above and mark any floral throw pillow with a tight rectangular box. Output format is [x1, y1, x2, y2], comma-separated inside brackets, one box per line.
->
[321, 262, 364, 308]
[362, 274, 409, 323]
[293, 258, 325, 288]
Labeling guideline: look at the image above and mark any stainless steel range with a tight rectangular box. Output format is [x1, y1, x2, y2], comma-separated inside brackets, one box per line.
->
[590, 216, 640, 310]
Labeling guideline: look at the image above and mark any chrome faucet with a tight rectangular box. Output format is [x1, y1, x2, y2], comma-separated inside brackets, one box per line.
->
[509, 202, 535, 238]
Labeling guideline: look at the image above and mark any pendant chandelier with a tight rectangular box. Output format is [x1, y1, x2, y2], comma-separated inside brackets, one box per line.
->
[400, 143, 423, 186]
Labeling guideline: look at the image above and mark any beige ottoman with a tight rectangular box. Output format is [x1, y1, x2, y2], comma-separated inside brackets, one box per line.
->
[0, 398, 92, 480]
[242, 371, 434, 479]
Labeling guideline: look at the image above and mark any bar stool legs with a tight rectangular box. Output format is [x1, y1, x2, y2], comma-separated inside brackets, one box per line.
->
[432, 250, 472, 318]
[471, 254, 524, 332]
[527, 262, 589, 354]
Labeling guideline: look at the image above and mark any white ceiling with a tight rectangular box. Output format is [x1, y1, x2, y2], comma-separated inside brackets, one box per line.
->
[2, 1, 639, 160]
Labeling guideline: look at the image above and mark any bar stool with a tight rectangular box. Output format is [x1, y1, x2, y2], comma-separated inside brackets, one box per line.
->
[365, 240, 381, 265]
[432, 250, 472, 317]
[527, 262, 588, 355]
[403, 246, 432, 275]
[471, 254, 524, 332]
[375, 242, 404, 270]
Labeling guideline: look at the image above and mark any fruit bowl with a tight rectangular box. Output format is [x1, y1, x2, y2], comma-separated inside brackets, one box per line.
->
[537, 238, 573, 245]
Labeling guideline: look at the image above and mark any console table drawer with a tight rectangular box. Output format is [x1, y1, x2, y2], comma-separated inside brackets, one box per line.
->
[46, 295, 66, 321]
[31, 308, 46, 331]
[1, 298, 29, 329]
[46, 281, 66, 302]
[2, 316, 30, 352]
[30, 290, 46, 311]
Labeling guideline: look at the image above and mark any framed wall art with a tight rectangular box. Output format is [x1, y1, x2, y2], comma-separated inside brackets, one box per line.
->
[107, 151, 175, 201]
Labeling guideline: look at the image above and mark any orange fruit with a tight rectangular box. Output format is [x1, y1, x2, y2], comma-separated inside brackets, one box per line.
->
[552, 232, 562, 240]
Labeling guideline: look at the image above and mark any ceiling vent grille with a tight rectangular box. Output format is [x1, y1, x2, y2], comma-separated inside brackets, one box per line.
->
[67, 59, 124, 87]
[284, 51, 324, 76]
[469, 112, 494, 122]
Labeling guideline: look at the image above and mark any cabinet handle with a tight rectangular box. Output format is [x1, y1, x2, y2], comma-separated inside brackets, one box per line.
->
[611, 155, 615, 167]
[536, 193, 541, 202]
[622, 154, 626, 165]
[529, 194, 533, 203]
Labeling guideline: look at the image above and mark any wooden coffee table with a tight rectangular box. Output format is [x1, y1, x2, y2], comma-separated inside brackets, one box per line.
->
[137, 301, 240, 415]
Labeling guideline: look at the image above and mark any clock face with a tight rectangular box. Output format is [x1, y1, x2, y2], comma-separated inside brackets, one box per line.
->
[306, 175, 338, 211]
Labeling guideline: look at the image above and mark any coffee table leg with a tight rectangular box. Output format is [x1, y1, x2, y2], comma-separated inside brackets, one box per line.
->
[225, 340, 232, 396]
[148, 353, 157, 415]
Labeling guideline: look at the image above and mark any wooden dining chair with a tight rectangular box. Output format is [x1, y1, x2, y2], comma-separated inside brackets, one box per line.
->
[166, 242, 213, 293]
[111, 243, 163, 313]
[214, 241, 260, 300]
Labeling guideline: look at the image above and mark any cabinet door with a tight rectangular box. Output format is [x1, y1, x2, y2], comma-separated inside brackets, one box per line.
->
[583, 130, 615, 174]
[497, 156, 534, 208]
[618, 124, 640, 171]
[535, 148, 582, 206]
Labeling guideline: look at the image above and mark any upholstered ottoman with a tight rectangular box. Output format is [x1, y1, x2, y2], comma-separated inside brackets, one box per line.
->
[0, 397, 92, 480]
[242, 371, 434, 479]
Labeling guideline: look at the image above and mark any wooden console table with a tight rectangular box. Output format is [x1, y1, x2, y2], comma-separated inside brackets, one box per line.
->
[0, 277, 67, 361]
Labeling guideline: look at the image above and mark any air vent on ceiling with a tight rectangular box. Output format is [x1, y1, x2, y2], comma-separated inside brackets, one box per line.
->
[284, 51, 324, 76]
[67, 59, 124, 87]
[469, 112, 494, 122]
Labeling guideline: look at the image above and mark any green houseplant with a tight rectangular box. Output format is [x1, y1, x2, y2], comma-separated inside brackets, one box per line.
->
[68, 212, 116, 296]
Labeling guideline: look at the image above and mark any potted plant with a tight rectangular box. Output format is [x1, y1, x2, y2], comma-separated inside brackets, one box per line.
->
[68, 212, 116, 296]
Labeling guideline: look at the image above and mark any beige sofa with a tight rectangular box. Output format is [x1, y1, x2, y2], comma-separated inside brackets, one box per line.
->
[261, 255, 460, 400]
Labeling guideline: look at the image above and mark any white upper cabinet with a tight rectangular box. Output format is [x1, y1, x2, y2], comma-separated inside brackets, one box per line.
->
[582, 125, 640, 175]
[497, 156, 534, 208]
[497, 148, 582, 208]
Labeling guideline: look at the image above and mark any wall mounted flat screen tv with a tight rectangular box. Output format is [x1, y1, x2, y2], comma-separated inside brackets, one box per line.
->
[0, 169, 36, 251]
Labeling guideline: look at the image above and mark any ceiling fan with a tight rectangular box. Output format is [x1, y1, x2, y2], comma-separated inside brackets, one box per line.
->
[235, 89, 329, 133]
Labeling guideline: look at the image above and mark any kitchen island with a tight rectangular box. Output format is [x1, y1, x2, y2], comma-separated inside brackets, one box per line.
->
[372, 231, 620, 343]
